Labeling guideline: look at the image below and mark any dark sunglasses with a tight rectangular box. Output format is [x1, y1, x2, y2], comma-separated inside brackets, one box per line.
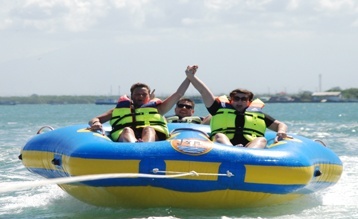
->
[177, 104, 193, 109]
[232, 96, 249, 102]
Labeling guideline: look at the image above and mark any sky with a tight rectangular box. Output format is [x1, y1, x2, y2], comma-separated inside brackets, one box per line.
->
[1, 0, 357, 97]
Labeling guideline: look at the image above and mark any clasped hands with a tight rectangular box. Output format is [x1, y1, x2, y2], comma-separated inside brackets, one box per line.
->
[185, 65, 198, 75]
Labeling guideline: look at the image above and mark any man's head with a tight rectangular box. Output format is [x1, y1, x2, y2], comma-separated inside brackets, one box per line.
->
[229, 88, 254, 112]
[175, 98, 195, 119]
[130, 83, 151, 107]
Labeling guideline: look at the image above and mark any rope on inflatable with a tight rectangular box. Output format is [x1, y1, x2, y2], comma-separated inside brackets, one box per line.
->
[152, 168, 234, 177]
[0, 169, 233, 194]
[314, 139, 327, 147]
[36, 126, 54, 134]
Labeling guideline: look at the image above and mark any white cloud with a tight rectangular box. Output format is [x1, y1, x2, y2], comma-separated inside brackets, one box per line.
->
[204, 0, 241, 10]
[318, 0, 355, 11]
[353, 19, 358, 27]
[287, 0, 300, 10]
[0, 18, 13, 30]
[2, 0, 110, 32]
[0, 0, 356, 35]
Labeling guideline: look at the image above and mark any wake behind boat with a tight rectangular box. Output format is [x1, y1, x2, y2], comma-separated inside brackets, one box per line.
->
[19, 123, 342, 208]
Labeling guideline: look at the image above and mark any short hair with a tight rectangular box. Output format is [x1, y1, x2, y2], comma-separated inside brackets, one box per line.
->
[177, 98, 195, 109]
[130, 83, 151, 95]
[229, 88, 254, 101]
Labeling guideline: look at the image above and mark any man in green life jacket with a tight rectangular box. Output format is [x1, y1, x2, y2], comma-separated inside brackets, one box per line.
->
[89, 77, 191, 143]
[184, 65, 290, 149]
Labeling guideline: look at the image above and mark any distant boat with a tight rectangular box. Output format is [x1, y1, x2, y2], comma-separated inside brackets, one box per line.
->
[0, 101, 16, 105]
[95, 98, 117, 105]
[192, 97, 203, 104]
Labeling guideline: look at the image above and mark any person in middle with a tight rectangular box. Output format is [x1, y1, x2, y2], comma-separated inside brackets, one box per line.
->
[184, 65, 289, 149]
[165, 98, 204, 124]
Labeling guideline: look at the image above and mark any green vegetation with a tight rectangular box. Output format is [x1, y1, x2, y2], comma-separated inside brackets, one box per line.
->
[327, 87, 358, 100]
[0, 94, 118, 104]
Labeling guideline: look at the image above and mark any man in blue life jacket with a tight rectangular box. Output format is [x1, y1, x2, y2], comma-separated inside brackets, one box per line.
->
[89, 77, 191, 143]
[165, 98, 209, 124]
[184, 65, 290, 149]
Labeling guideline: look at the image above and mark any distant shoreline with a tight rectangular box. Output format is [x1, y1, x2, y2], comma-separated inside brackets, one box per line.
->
[1, 89, 358, 104]
[0, 96, 358, 106]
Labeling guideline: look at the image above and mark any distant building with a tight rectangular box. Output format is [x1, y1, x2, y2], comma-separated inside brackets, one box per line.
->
[311, 92, 342, 102]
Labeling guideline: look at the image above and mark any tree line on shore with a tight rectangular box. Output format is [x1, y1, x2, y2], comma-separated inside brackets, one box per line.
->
[0, 94, 110, 104]
[1, 88, 357, 104]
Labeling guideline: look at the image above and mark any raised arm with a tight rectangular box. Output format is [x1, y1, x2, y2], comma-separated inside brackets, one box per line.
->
[185, 65, 216, 108]
[157, 77, 191, 115]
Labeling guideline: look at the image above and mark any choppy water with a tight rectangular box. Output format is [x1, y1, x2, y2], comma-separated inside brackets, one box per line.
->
[1, 103, 357, 219]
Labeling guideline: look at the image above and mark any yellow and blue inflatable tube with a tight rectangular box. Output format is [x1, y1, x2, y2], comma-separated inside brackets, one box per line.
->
[20, 123, 343, 208]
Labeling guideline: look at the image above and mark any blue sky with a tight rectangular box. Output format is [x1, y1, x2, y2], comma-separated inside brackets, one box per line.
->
[1, 0, 357, 97]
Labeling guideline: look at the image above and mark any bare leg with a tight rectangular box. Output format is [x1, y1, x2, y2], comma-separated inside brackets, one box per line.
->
[246, 137, 267, 149]
[118, 127, 137, 142]
[214, 133, 233, 145]
[142, 126, 158, 142]
[141, 126, 158, 142]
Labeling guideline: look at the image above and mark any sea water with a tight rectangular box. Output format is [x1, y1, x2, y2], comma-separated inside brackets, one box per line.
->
[0, 103, 357, 219]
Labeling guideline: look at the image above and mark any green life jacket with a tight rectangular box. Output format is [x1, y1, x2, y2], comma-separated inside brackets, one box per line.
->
[109, 95, 169, 141]
[166, 115, 202, 124]
[210, 98, 266, 142]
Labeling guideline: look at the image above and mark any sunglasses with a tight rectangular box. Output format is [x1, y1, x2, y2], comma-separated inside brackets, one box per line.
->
[232, 96, 249, 102]
[177, 104, 193, 109]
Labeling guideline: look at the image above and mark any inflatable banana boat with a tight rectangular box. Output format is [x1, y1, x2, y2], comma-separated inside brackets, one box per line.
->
[20, 123, 343, 208]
